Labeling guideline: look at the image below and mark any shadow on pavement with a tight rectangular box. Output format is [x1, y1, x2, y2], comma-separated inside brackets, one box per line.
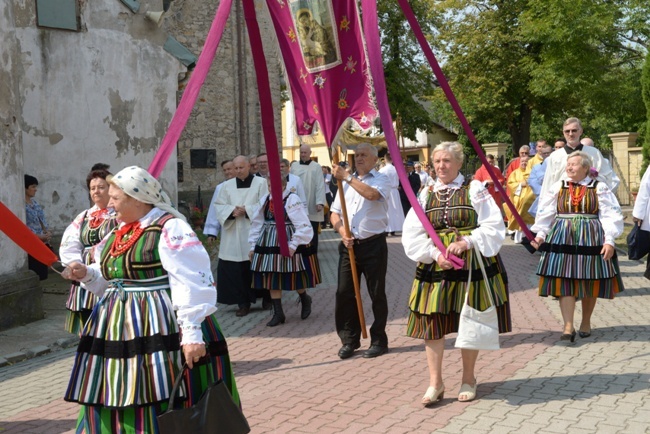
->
[232, 358, 293, 376]
[579, 325, 650, 342]
[616, 287, 650, 297]
[481, 372, 650, 404]
[0, 420, 75, 433]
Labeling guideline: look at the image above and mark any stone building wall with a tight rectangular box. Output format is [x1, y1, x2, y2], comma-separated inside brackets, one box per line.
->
[5, 0, 182, 235]
[167, 0, 284, 206]
[0, 1, 27, 275]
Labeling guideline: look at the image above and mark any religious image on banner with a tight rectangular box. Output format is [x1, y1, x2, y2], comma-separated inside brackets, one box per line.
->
[291, 0, 341, 72]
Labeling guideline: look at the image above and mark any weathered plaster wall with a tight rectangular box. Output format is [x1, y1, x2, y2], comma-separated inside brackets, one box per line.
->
[0, 1, 28, 275]
[13, 0, 182, 233]
[167, 0, 283, 197]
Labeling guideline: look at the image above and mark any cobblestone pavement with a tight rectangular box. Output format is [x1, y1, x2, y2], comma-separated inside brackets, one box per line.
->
[0, 228, 648, 433]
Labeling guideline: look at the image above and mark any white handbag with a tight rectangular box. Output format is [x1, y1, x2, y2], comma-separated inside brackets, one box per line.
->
[455, 244, 500, 351]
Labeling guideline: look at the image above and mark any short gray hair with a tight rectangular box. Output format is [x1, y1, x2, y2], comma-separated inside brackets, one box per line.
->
[356, 143, 378, 157]
[564, 117, 583, 129]
[431, 141, 464, 165]
[567, 151, 593, 171]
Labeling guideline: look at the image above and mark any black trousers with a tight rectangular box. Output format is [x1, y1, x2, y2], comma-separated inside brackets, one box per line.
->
[216, 259, 254, 307]
[335, 233, 388, 347]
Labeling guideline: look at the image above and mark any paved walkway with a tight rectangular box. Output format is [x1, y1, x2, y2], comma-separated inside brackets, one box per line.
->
[1, 228, 649, 433]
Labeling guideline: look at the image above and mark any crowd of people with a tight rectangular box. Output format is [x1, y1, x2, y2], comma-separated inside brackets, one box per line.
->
[19, 116, 636, 432]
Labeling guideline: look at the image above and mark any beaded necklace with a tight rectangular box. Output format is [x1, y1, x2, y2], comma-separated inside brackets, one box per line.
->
[434, 187, 457, 203]
[109, 221, 145, 257]
[568, 181, 587, 211]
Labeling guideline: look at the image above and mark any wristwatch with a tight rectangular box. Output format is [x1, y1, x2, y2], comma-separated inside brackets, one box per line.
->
[345, 174, 353, 183]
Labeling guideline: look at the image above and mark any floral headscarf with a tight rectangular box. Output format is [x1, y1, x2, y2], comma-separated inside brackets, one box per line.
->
[111, 166, 186, 222]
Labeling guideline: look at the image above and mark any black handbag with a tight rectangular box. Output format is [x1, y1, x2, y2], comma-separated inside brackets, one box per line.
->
[627, 222, 650, 260]
[157, 364, 250, 434]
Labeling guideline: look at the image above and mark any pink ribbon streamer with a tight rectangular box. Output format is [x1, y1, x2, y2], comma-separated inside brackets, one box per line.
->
[243, 0, 289, 256]
[396, 0, 534, 242]
[361, 0, 463, 268]
[148, 0, 234, 178]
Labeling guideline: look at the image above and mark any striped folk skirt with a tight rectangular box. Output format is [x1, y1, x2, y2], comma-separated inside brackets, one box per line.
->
[537, 215, 624, 299]
[251, 221, 321, 291]
[406, 241, 511, 341]
[64, 281, 98, 335]
[65, 285, 239, 434]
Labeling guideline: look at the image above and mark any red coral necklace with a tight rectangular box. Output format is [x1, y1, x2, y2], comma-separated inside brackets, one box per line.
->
[109, 221, 145, 257]
[568, 182, 587, 210]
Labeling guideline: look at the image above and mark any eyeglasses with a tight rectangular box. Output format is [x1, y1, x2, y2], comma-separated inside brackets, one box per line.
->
[563, 129, 579, 134]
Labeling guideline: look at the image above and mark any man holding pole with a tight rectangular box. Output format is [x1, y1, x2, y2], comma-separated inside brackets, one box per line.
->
[330, 143, 391, 359]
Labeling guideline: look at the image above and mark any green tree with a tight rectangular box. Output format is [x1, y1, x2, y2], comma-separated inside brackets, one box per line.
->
[423, 0, 649, 153]
[641, 50, 650, 176]
[377, 0, 438, 141]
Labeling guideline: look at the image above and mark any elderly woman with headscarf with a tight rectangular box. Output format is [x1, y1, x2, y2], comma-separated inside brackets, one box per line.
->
[59, 168, 118, 335]
[531, 151, 624, 342]
[402, 142, 511, 406]
[61, 166, 240, 433]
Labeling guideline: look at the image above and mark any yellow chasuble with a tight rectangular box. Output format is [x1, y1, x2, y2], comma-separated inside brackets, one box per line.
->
[504, 167, 535, 230]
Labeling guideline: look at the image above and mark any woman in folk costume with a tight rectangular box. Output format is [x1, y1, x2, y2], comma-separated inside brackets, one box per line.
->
[61, 166, 240, 433]
[59, 169, 119, 335]
[402, 142, 511, 407]
[504, 153, 536, 243]
[531, 152, 624, 342]
[249, 176, 320, 327]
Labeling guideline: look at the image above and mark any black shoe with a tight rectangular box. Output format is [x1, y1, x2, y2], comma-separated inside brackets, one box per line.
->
[560, 330, 576, 342]
[363, 345, 388, 358]
[338, 343, 360, 359]
[235, 306, 250, 317]
[266, 299, 285, 327]
[578, 330, 591, 338]
[299, 293, 312, 320]
[262, 297, 272, 310]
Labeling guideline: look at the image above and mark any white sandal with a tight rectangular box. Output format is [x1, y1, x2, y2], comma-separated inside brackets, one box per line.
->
[421, 385, 445, 407]
[458, 381, 477, 402]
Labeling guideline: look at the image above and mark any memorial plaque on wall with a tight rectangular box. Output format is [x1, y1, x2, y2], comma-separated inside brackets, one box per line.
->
[190, 149, 217, 169]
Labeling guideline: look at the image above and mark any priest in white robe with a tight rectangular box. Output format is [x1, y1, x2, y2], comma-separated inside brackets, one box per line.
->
[379, 153, 405, 235]
[290, 145, 327, 251]
[204, 159, 235, 242]
[215, 155, 268, 316]
[540, 118, 615, 200]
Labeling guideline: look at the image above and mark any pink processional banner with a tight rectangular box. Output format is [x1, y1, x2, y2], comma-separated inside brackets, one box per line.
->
[265, 0, 378, 147]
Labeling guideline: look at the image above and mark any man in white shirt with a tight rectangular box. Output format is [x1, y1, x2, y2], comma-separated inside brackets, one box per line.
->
[204, 160, 235, 243]
[330, 143, 390, 360]
[215, 155, 268, 316]
[540, 117, 616, 200]
[291, 145, 327, 251]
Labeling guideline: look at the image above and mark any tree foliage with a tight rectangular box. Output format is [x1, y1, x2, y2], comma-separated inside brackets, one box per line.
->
[641, 50, 650, 176]
[377, 0, 438, 140]
[421, 0, 649, 153]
